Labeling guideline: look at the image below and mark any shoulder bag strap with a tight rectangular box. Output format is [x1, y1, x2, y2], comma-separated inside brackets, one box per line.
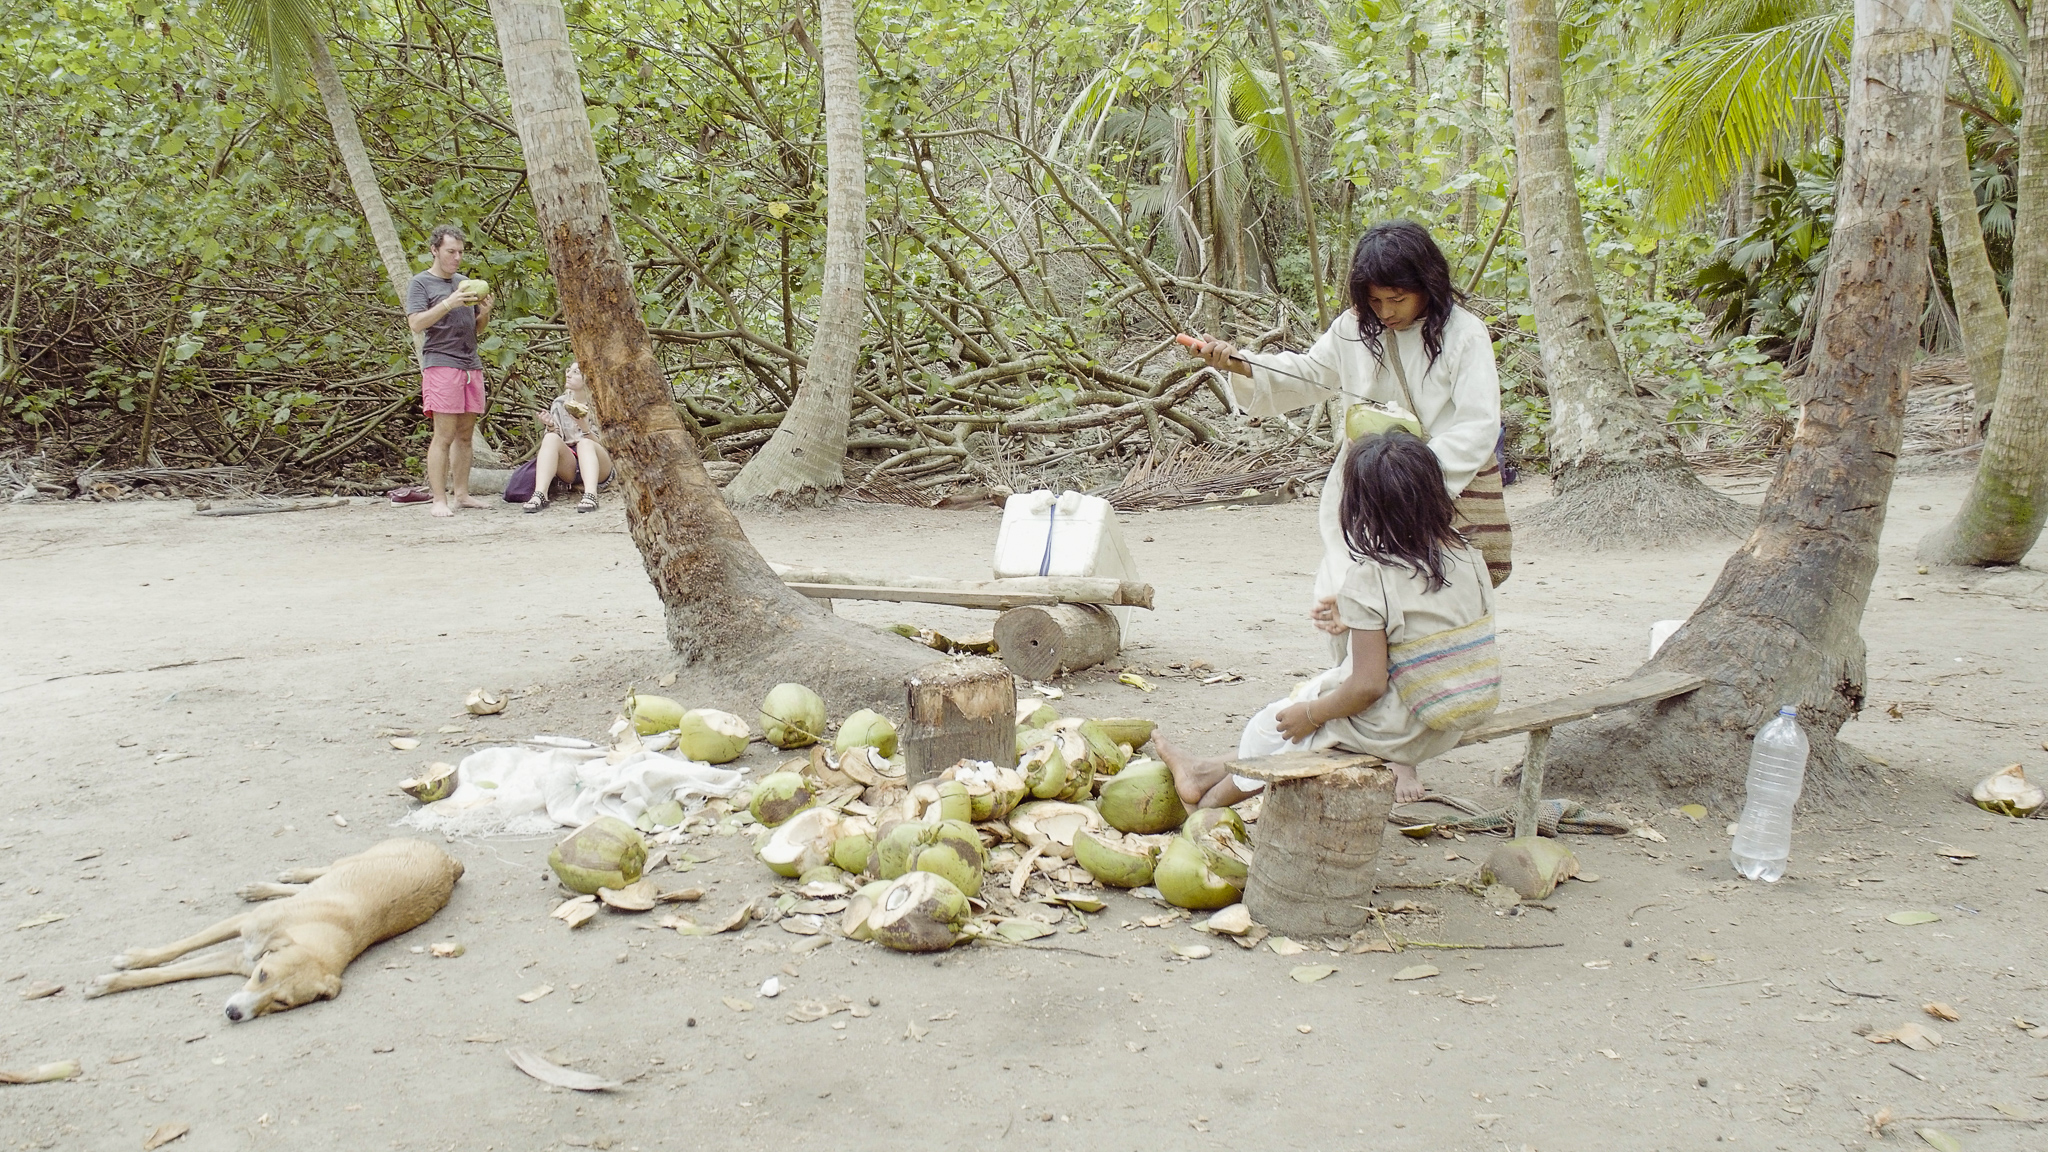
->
[1384, 332, 1425, 438]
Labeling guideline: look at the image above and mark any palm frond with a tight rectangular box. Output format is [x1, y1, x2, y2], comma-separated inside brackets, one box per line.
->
[1647, 0, 1840, 42]
[210, 0, 325, 95]
[1226, 57, 1295, 194]
[1641, 13, 1852, 225]
[1953, 3, 2023, 104]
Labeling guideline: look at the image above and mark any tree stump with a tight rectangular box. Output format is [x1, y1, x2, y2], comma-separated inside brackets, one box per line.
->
[992, 604, 1120, 680]
[1234, 752, 1395, 938]
[901, 656, 1017, 783]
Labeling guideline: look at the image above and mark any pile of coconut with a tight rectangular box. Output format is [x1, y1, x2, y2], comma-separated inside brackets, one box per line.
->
[538, 687, 1259, 955]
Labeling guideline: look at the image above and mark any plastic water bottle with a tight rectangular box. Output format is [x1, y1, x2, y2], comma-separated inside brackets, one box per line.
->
[1730, 707, 1809, 882]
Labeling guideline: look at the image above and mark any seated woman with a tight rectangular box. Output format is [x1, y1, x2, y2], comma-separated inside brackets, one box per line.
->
[1158, 430, 1498, 808]
[524, 361, 613, 513]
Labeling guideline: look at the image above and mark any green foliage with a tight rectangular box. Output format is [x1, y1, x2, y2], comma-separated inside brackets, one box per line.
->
[1691, 151, 1839, 354]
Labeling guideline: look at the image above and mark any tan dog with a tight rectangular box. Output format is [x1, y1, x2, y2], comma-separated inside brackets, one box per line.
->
[86, 838, 463, 1021]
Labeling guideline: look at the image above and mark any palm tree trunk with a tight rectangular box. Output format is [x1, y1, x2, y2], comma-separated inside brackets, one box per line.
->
[1935, 109, 2007, 424]
[1459, 8, 1485, 240]
[1920, 13, 2048, 565]
[485, 0, 922, 699]
[1259, 0, 1327, 326]
[307, 34, 411, 303]
[1548, 0, 1954, 802]
[724, 0, 866, 503]
[1506, 0, 1748, 544]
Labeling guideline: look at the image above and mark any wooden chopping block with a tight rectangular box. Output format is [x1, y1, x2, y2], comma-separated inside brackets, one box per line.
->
[992, 603, 1121, 680]
[901, 656, 1017, 782]
[1233, 752, 1394, 938]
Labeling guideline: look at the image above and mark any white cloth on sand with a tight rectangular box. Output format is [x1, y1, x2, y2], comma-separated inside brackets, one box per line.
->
[400, 740, 743, 837]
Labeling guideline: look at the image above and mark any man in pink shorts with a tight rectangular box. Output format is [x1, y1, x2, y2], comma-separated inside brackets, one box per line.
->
[405, 225, 495, 517]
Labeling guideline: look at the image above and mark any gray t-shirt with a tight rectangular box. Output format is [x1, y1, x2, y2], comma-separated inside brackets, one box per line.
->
[404, 271, 483, 370]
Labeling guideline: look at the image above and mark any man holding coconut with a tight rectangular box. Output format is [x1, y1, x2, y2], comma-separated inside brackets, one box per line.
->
[405, 224, 495, 517]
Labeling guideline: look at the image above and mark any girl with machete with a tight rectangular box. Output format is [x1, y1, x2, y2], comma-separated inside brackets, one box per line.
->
[1186, 220, 1511, 629]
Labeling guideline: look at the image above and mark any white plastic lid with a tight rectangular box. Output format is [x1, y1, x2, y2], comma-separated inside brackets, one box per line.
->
[1778, 706, 1798, 717]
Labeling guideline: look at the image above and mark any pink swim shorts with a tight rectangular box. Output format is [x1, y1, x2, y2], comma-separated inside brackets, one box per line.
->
[421, 367, 486, 414]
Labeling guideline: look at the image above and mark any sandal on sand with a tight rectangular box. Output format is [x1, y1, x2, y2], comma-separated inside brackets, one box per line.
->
[576, 493, 599, 513]
[523, 493, 549, 514]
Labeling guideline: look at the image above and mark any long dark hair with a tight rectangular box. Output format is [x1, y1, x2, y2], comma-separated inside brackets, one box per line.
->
[1340, 429, 1467, 591]
[1348, 220, 1461, 368]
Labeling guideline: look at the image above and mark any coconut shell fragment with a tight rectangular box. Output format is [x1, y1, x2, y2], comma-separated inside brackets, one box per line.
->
[1971, 763, 2044, 818]
[399, 762, 459, 803]
[1073, 828, 1160, 887]
[1007, 801, 1105, 858]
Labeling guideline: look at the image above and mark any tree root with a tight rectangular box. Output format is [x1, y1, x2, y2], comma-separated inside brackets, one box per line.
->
[1520, 460, 1755, 549]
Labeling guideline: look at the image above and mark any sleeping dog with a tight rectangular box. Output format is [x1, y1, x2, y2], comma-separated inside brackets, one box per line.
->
[86, 838, 463, 1020]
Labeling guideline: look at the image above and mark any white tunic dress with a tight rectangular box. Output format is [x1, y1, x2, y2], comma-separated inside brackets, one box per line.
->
[1226, 306, 1503, 611]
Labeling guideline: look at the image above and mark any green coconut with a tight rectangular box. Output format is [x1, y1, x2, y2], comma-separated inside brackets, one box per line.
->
[759, 683, 827, 749]
[907, 819, 987, 898]
[1019, 740, 1071, 800]
[870, 820, 929, 880]
[748, 771, 816, 827]
[642, 799, 685, 828]
[1016, 701, 1060, 729]
[755, 806, 842, 878]
[1093, 717, 1156, 751]
[1045, 722, 1097, 801]
[627, 692, 686, 736]
[1153, 832, 1245, 910]
[830, 816, 876, 875]
[867, 871, 970, 953]
[1181, 805, 1249, 844]
[457, 278, 491, 298]
[941, 761, 1027, 822]
[548, 817, 647, 895]
[1097, 758, 1188, 834]
[673, 708, 750, 764]
[832, 709, 899, 758]
[934, 780, 973, 824]
[1074, 828, 1160, 887]
[842, 880, 893, 941]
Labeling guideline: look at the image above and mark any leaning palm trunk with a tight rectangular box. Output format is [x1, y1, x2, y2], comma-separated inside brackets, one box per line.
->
[1548, 0, 1953, 801]
[724, 0, 865, 503]
[1506, 0, 1749, 545]
[307, 34, 411, 304]
[486, 0, 923, 700]
[1935, 109, 2007, 425]
[1920, 14, 2048, 566]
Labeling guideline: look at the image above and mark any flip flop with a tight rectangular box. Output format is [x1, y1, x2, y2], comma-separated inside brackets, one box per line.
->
[387, 486, 433, 504]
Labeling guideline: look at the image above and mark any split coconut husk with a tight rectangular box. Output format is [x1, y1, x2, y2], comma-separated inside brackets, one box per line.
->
[1480, 837, 1579, 900]
[549, 817, 648, 895]
[1153, 807, 1254, 910]
[1007, 800, 1105, 859]
[399, 762, 458, 803]
[626, 691, 686, 736]
[1067, 719, 1131, 779]
[832, 708, 899, 758]
[756, 806, 844, 878]
[866, 871, 971, 952]
[1017, 700, 1059, 729]
[673, 709, 750, 764]
[841, 880, 893, 940]
[759, 683, 827, 749]
[748, 771, 816, 827]
[907, 779, 974, 825]
[940, 760, 1028, 822]
[465, 688, 506, 715]
[1073, 828, 1164, 887]
[1018, 739, 1074, 800]
[1097, 758, 1189, 834]
[1971, 763, 2044, 818]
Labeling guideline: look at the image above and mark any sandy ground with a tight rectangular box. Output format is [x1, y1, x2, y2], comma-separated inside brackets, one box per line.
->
[2, 469, 2045, 1152]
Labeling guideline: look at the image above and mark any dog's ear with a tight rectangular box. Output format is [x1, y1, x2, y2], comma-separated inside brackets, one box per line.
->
[318, 973, 343, 1001]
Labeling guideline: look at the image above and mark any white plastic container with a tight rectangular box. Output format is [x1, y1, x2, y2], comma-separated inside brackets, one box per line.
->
[1730, 706, 1810, 883]
[1648, 619, 1685, 657]
[992, 490, 1141, 626]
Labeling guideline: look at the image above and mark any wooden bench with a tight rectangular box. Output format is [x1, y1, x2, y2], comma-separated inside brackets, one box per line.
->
[772, 565, 1155, 680]
[1226, 670, 1707, 937]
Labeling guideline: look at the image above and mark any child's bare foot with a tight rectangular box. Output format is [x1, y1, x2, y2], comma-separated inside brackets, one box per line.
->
[454, 494, 490, 510]
[1154, 730, 1223, 806]
[1390, 762, 1427, 804]
[429, 501, 455, 518]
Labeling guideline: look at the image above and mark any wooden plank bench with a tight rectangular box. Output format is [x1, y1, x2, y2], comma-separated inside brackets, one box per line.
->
[1226, 670, 1707, 937]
